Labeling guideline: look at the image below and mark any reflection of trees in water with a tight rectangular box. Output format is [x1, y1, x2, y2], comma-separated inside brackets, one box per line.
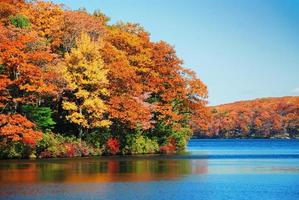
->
[0, 157, 208, 183]
[0, 163, 38, 183]
[191, 160, 209, 174]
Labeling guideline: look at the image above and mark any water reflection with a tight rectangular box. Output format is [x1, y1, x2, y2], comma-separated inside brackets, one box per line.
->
[1, 140, 299, 200]
[0, 156, 208, 183]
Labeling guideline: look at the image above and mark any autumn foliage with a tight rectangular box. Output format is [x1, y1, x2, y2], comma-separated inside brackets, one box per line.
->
[0, 114, 41, 145]
[106, 138, 120, 155]
[197, 97, 299, 138]
[0, 0, 209, 158]
[0, 0, 298, 159]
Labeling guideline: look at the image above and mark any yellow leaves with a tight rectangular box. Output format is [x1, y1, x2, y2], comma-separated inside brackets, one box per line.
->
[95, 119, 111, 128]
[75, 89, 89, 99]
[107, 26, 144, 55]
[62, 101, 77, 111]
[75, 32, 99, 54]
[83, 98, 106, 112]
[63, 33, 108, 89]
[62, 33, 110, 129]
[66, 112, 86, 127]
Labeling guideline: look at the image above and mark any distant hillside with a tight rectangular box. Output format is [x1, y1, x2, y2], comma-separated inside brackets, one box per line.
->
[195, 96, 299, 138]
[215, 96, 299, 110]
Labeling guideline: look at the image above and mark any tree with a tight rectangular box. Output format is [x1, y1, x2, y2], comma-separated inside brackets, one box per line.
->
[61, 33, 110, 137]
[0, 24, 57, 112]
[20, 1, 64, 50]
[102, 23, 209, 149]
[60, 10, 106, 52]
[0, 114, 42, 146]
[101, 26, 154, 130]
[22, 105, 56, 131]
[9, 14, 30, 28]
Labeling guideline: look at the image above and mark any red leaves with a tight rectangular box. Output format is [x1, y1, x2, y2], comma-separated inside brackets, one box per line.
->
[0, 114, 42, 145]
[106, 138, 120, 155]
[160, 138, 177, 153]
[64, 143, 76, 157]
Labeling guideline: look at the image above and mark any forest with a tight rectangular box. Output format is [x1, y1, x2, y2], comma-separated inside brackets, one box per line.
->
[0, 0, 209, 158]
[194, 96, 299, 139]
[0, 0, 298, 159]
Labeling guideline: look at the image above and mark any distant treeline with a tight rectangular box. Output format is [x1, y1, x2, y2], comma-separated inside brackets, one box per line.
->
[195, 97, 299, 138]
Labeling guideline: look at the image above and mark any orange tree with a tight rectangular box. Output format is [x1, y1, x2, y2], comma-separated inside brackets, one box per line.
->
[0, 20, 56, 151]
[100, 23, 209, 151]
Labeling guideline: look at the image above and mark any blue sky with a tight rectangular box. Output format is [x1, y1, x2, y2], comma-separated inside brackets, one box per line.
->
[52, 0, 299, 105]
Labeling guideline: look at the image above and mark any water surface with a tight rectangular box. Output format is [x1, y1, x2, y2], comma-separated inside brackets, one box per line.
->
[0, 139, 299, 200]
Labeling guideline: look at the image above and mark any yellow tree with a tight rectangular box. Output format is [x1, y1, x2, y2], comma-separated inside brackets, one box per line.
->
[62, 33, 110, 137]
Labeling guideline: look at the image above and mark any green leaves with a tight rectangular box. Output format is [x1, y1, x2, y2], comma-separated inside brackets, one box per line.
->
[9, 14, 30, 28]
[22, 105, 56, 131]
[0, 64, 4, 74]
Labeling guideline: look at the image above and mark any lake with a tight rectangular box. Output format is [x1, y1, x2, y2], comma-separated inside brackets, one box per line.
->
[0, 139, 299, 200]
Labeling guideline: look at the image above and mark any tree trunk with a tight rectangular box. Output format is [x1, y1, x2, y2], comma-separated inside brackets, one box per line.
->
[78, 106, 83, 141]
[78, 127, 83, 138]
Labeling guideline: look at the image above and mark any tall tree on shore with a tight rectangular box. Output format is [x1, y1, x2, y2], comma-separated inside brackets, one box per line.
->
[0, 24, 56, 112]
[61, 33, 110, 137]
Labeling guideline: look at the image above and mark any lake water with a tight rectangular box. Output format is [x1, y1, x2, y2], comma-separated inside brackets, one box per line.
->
[0, 139, 299, 200]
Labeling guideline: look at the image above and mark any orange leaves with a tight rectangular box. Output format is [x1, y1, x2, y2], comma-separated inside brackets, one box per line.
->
[106, 26, 143, 56]
[101, 23, 209, 131]
[19, 1, 64, 49]
[148, 41, 208, 129]
[60, 10, 106, 52]
[0, 75, 12, 107]
[0, 23, 57, 106]
[101, 29, 155, 129]
[182, 68, 208, 99]
[0, 114, 42, 145]
[207, 97, 299, 137]
[109, 95, 153, 130]
[0, 2, 17, 22]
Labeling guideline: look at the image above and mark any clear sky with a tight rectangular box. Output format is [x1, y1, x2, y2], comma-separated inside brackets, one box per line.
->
[52, 0, 299, 105]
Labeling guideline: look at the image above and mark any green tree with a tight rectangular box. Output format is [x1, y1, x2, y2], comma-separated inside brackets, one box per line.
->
[22, 105, 56, 131]
[9, 14, 30, 28]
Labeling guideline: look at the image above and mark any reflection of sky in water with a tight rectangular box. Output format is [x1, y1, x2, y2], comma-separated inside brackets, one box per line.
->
[0, 139, 299, 200]
[188, 139, 299, 151]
